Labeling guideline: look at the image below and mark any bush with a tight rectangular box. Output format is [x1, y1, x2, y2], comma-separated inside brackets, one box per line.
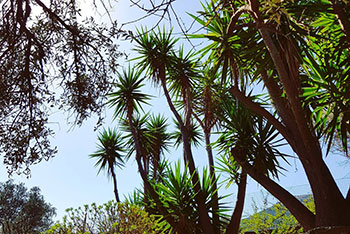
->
[44, 201, 165, 234]
[240, 195, 315, 234]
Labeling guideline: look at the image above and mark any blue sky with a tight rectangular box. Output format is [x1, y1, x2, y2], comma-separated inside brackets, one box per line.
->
[0, 0, 349, 222]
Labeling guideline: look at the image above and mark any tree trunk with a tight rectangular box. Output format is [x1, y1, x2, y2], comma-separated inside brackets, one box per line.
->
[225, 170, 247, 234]
[110, 168, 120, 203]
[330, 0, 350, 43]
[258, 26, 350, 227]
[205, 131, 220, 233]
[158, 70, 216, 234]
[126, 108, 190, 233]
[152, 152, 160, 180]
[232, 146, 316, 230]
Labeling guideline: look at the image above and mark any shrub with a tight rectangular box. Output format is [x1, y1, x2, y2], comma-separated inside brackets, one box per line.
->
[44, 201, 165, 234]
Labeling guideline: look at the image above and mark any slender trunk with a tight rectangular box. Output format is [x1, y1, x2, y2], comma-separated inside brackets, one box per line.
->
[142, 155, 149, 178]
[110, 168, 120, 203]
[158, 70, 215, 234]
[126, 108, 190, 233]
[152, 152, 160, 180]
[205, 131, 220, 233]
[135, 156, 191, 234]
[225, 170, 247, 234]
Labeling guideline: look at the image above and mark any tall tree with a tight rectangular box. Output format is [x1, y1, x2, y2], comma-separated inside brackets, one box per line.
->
[0, 180, 56, 234]
[133, 28, 216, 234]
[108, 66, 186, 233]
[90, 128, 125, 202]
[193, 0, 350, 231]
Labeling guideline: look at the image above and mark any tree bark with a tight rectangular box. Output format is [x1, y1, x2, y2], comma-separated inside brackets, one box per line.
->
[225, 170, 247, 234]
[110, 168, 120, 203]
[205, 131, 220, 233]
[330, 0, 350, 43]
[258, 26, 350, 227]
[232, 147, 316, 230]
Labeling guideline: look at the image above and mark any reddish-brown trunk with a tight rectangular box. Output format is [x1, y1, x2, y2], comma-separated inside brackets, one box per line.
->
[232, 146, 316, 230]
[258, 26, 350, 227]
[205, 131, 220, 233]
[225, 170, 247, 234]
[110, 168, 120, 203]
[331, 0, 350, 43]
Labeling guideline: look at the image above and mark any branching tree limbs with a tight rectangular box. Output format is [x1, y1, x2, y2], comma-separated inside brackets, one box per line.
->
[0, 0, 124, 174]
[196, 0, 350, 230]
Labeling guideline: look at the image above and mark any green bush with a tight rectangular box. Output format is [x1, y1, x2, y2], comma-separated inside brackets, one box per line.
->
[240, 195, 315, 234]
[44, 201, 165, 234]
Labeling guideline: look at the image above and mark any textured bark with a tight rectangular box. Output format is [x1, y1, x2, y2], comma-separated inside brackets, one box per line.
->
[225, 170, 247, 234]
[231, 0, 350, 227]
[258, 27, 349, 227]
[304, 226, 350, 234]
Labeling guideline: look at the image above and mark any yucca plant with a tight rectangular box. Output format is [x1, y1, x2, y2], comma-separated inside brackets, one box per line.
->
[147, 161, 227, 233]
[133, 28, 217, 234]
[90, 128, 125, 202]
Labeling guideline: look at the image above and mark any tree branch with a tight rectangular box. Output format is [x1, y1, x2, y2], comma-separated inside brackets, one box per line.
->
[225, 170, 247, 234]
[229, 85, 294, 146]
[232, 147, 316, 230]
[331, 0, 350, 43]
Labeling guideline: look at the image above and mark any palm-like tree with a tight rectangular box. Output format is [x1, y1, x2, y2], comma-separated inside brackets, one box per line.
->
[193, 1, 350, 230]
[216, 91, 290, 233]
[121, 114, 152, 175]
[90, 128, 125, 202]
[108, 66, 185, 232]
[192, 68, 223, 230]
[108, 66, 152, 188]
[108, 67, 150, 120]
[134, 28, 216, 234]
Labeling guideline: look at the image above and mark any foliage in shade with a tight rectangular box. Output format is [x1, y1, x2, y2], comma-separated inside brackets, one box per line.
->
[91, 0, 350, 232]
[139, 162, 228, 233]
[0, 0, 125, 175]
[216, 93, 289, 179]
[0, 180, 56, 234]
